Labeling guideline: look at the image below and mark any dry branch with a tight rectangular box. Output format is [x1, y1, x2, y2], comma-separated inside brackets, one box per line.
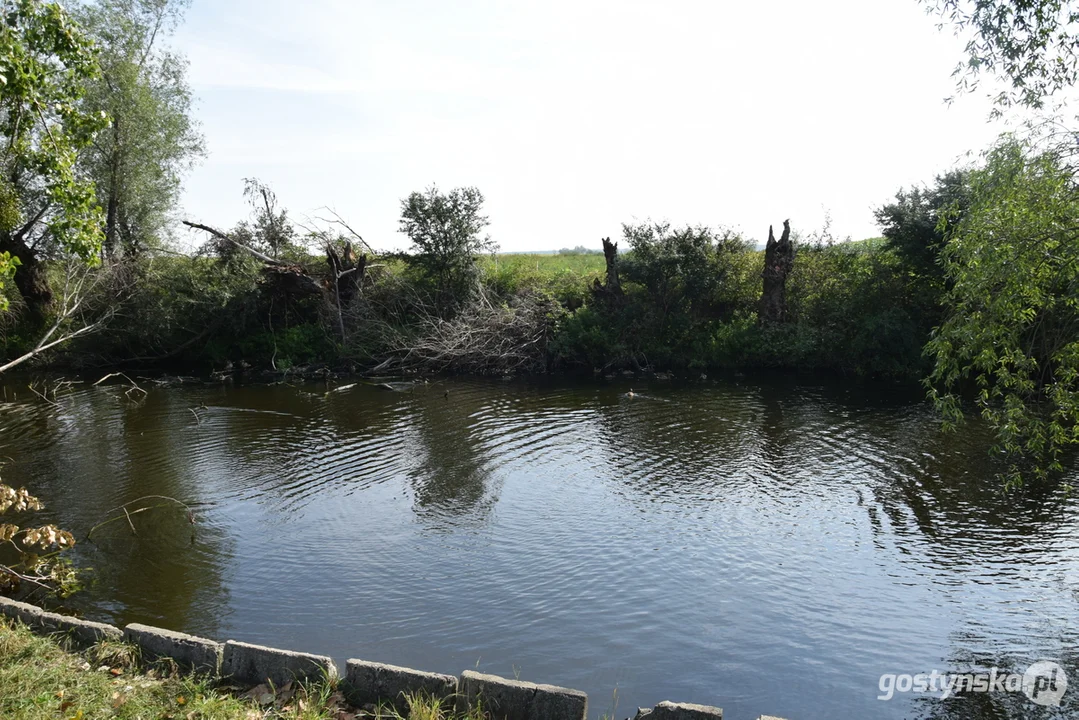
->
[377, 289, 559, 375]
[0, 261, 112, 374]
[182, 220, 284, 266]
[184, 219, 326, 298]
[87, 495, 196, 540]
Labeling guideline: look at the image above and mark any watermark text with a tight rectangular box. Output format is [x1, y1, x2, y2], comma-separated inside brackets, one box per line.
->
[878, 661, 1067, 707]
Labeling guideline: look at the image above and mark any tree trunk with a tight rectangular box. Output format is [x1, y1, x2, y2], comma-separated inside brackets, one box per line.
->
[602, 237, 621, 293]
[0, 231, 52, 324]
[105, 187, 119, 258]
[590, 237, 624, 302]
[104, 119, 122, 258]
[326, 241, 365, 308]
[758, 219, 794, 325]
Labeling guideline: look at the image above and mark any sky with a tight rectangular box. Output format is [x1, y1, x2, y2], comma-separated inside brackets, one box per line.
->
[170, 0, 1009, 253]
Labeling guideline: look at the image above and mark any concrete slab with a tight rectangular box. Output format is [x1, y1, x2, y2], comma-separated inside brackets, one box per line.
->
[222, 639, 337, 687]
[457, 669, 588, 720]
[0, 595, 44, 626]
[345, 658, 457, 712]
[38, 610, 122, 648]
[125, 623, 223, 674]
[647, 701, 724, 720]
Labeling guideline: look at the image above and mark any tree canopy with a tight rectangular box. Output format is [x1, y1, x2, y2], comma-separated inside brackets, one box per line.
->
[924, 0, 1079, 110]
[926, 138, 1079, 485]
[74, 0, 203, 257]
[399, 185, 494, 312]
[0, 0, 107, 313]
[875, 170, 970, 286]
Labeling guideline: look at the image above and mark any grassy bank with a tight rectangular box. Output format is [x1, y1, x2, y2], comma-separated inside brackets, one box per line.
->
[0, 619, 480, 720]
[0, 618, 331, 719]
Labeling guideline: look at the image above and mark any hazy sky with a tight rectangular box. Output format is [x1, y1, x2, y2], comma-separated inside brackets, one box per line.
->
[172, 0, 1007, 252]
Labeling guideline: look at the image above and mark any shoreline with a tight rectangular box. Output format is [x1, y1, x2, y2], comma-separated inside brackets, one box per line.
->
[0, 595, 787, 720]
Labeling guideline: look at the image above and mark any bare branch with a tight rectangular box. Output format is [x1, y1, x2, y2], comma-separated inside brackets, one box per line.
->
[182, 220, 284, 266]
[363, 290, 558, 375]
[0, 321, 104, 374]
[0, 256, 119, 374]
[313, 207, 375, 254]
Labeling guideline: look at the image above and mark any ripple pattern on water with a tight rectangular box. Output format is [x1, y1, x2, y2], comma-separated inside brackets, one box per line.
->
[1, 376, 1077, 720]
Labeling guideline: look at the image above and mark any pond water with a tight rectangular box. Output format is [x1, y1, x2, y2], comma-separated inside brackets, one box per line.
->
[0, 375, 1076, 720]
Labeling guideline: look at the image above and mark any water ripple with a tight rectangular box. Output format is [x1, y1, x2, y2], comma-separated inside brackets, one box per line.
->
[1, 376, 1077, 720]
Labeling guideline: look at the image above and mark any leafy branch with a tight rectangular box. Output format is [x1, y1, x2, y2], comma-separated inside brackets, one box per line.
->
[0, 478, 78, 597]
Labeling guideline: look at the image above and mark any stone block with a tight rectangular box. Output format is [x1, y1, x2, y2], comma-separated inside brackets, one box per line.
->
[345, 658, 457, 712]
[125, 623, 223, 674]
[222, 639, 337, 687]
[457, 669, 587, 720]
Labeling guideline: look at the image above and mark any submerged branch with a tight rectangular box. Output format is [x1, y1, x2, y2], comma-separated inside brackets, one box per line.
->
[87, 495, 196, 540]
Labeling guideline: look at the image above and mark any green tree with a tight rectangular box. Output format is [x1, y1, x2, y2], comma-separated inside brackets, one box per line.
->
[925, 138, 1079, 484]
[238, 177, 295, 260]
[784, 240, 933, 378]
[875, 169, 971, 286]
[0, 0, 106, 318]
[399, 184, 494, 312]
[620, 222, 749, 322]
[924, 0, 1079, 110]
[74, 0, 203, 257]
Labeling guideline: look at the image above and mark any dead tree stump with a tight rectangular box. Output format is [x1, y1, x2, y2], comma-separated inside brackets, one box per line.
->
[602, 237, 621, 294]
[591, 236, 624, 301]
[326, 240, 366, 309]
[758, 219, 794, 324]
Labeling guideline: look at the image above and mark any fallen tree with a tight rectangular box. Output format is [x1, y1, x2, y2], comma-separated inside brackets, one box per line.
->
[182, 220, 325, 298]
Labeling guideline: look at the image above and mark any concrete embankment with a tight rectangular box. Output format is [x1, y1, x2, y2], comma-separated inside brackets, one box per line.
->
[0, 596, 789, 720]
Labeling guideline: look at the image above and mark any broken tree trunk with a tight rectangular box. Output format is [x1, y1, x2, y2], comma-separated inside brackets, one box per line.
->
[758, 219, 794, 325]
[326, 240, 366, 343]
[591, 236, 624, 300]
[326, 240, 366, 308]
[602, 237, 621, 294]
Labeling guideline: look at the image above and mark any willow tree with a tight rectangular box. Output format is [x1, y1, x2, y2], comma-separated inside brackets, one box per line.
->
[923, 0, 1079, 111]
[74, 0, 202, 257]
[926, 138, 1079, 485]
[0, 0, 89, 592]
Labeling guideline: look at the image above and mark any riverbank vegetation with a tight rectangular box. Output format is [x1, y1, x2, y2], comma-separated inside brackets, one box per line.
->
[0, 618, 492, 720]
[0, 474, 78, 598]
[1, 0, 1079, 484]
[0, 618, 336, 719]
[0, 192, 952, 380]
